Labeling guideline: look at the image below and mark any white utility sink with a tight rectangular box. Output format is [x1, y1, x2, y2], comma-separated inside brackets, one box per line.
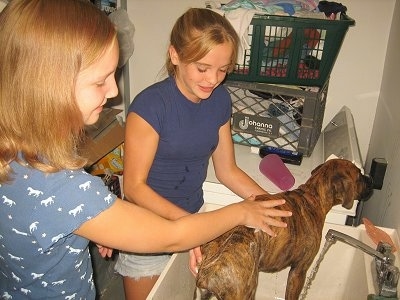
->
[148, 203, 400, 300]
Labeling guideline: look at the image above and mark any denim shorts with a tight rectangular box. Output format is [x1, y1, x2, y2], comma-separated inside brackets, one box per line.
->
[114, 251, 172, 279]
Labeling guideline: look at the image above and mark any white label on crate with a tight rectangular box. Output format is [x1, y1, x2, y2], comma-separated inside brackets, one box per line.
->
[232, 113, 280, 137]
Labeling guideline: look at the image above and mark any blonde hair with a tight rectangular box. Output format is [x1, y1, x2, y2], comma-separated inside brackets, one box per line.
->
[0, 0, 117, 183]
[166, 8, 239, 77]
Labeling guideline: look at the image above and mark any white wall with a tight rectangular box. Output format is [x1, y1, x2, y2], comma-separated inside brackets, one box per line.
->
[127, 0, 394, 163]
[127, 0, 204, 99]
[362, 0, 400, 232]
[323, 0, 394, 162]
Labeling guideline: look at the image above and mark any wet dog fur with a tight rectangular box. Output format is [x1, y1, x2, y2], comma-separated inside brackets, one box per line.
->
[195, 159, 373, 300]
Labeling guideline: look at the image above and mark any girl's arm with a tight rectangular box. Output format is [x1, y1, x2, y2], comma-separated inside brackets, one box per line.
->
[123, 112, 189, 220]
[212, 120, 270, 198]
[74, 196, 291, 253]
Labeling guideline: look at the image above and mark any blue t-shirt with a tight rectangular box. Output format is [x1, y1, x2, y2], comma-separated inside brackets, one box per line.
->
[0, 161, 117, 299]
[129, 77, 231, 213]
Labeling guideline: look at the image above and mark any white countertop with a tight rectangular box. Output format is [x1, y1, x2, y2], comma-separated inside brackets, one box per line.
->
[204, 138, 358, 223]
[206, 139, 324, 194]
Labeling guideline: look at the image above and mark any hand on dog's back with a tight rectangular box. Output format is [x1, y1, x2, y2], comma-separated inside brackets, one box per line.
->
[242, 195, 292, 237]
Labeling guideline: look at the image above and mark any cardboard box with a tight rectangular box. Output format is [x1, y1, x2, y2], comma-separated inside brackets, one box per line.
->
[81, 108, 125, 167]
[89, 144, 124, 176]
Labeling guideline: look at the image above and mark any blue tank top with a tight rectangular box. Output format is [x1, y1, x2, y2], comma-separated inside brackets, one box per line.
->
[129, 77, 231, 213]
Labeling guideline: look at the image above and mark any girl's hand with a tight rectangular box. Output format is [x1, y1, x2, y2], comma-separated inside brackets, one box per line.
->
[240, 195, 292, 237]
[189, 246, 202, 276]
[96, 244, 113, 258]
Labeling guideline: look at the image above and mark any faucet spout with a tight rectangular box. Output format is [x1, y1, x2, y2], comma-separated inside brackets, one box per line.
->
[325, 229, 399, 298]
[325, 229, 394, 264]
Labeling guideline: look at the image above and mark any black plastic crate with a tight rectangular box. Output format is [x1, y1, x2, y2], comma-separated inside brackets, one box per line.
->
[227, 13, 354, 87]
[227, 80, 328, 156]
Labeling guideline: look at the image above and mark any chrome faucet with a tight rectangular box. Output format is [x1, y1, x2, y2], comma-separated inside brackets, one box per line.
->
[326, 229, 399, 298]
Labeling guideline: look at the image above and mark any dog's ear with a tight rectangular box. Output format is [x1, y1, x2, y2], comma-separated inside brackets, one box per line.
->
[311, 159, 339, 176]
[311, 164, 323, 175]
[331, 175, 355, 209]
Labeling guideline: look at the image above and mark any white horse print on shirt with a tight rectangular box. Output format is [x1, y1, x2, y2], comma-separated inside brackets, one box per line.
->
[78, 181, 91, 191]
[27, 187, 44, 197]
[2, 195, 16, 207]
[68, 204, 84, 217]
[40, 196, 55, 207]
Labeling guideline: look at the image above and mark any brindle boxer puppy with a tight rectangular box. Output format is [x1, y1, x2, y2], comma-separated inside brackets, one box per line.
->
[195, 159, 373, 300]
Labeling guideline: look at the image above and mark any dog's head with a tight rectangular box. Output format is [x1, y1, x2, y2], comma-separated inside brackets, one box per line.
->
[308, 159, 374, 209]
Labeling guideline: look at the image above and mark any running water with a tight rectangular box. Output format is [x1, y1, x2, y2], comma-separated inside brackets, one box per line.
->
[299, 239, 336, 300]
[273, 273, 285, 300]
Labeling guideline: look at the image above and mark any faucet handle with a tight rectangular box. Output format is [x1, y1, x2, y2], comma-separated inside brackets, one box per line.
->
[377, 263, 399, 298]
[377, 242, 395, 265]
[374, 242, 399, 298]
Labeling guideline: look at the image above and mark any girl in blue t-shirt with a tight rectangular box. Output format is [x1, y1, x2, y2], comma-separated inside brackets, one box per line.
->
[0, 2, 291, 299]
[115, 8, 291, 300]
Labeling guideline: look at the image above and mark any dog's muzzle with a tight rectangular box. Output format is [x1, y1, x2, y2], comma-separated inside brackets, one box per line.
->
[359, 174, 374, 201]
